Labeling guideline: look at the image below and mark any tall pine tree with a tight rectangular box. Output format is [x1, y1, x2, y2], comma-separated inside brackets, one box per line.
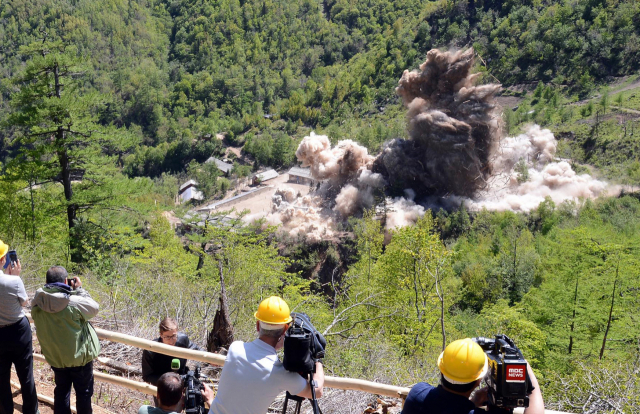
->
[4, 40, 138, 261]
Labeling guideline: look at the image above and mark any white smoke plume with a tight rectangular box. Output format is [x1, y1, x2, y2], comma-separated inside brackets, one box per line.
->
[267, 131, 422, 237]
[385, 190, 426, 229]
[459, 125, 608, 211]
[266, 191, 336, 243]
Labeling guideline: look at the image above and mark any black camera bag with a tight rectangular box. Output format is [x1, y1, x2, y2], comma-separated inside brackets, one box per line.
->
[283, 312, 326, 373]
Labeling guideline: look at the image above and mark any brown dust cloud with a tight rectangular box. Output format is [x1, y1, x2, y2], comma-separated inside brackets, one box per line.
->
[263, 49, 608, 242]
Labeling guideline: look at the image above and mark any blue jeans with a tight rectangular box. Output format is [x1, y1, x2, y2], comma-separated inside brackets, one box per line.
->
[51, 361, 94, 414]
[0, 316, 39, 414]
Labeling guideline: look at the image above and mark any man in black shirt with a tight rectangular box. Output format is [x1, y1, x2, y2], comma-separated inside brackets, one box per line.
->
[401, 338, 544, 414]
[141, 318, 203, 386]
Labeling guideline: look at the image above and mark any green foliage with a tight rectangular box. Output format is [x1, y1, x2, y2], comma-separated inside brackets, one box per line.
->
[4, 0, 636, 177]
[1, 1, 640, 409]
[186, 160, 222, 200]
[2, 40, 141, 260]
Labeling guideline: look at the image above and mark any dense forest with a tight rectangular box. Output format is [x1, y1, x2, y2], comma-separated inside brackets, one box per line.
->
[1, 0, 640, 413]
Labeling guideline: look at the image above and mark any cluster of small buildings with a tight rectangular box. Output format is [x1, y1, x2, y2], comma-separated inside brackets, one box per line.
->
[177, 158, 314, 206]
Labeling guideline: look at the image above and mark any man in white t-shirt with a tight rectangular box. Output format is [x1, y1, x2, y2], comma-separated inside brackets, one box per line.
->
[203, 296, 324, 414]
[0, 241, 39, 414]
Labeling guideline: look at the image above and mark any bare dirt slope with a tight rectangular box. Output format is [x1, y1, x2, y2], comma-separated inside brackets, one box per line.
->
[11, 365, 138, 414]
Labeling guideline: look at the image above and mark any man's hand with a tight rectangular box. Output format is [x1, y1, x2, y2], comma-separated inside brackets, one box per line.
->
[470, 386, 489, 408]
[523, 363, 544, 414]
[202, 384, 214, 406]
[296, 361, 324, 399]
[68, 277, 82, 289]
[6, 259, 21, 276]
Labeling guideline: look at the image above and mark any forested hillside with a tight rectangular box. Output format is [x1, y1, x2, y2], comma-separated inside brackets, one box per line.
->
[2, 0, 639, 174]
[1, 0, 640, 413]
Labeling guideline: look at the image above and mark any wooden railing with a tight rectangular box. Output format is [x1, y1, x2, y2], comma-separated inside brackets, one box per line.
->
[94, 324, 413, 398]
[20, 314, 571, 414]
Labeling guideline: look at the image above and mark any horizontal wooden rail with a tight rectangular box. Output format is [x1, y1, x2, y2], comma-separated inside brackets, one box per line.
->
[26, 314, 572, 413]
[94, 327, 227, 366]
[94, 327, 411, 398]
[33, 353, 157, 397]
[11, 379, 78, 413]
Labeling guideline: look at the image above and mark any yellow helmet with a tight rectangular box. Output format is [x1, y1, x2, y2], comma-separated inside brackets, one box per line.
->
[0, 240, 8, 259]
[254, 296, 293, 324]
[438, 338, 488, 384]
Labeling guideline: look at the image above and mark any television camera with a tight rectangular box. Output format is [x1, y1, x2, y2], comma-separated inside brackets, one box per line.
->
[472, 334, 534, 412]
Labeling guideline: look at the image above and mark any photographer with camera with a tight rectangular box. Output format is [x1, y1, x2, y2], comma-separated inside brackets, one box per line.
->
[202, 296, 324, 414]
[139, 372, 185, 414]
[401, 338, 544, 414]
[0, 241, 39, 414]
[31, 266, 100, 414]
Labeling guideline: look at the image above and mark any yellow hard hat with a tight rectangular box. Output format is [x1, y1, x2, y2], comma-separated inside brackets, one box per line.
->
[0, 240, 8, 259]
[255, 296, 293, 324]
[437, 338, 488, 384]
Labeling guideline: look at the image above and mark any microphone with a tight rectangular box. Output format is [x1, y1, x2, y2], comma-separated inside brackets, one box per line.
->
[171, 358, 180, 372]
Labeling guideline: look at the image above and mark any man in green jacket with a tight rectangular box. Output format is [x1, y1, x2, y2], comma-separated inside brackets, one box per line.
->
[31, 266, 100, 414]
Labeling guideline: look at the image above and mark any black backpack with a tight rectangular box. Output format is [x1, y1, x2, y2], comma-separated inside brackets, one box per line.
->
[282, 312, 326, 373]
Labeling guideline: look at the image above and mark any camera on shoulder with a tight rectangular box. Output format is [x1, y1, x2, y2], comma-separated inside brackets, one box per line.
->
[282, 312, 326, 374]
[281, 312, 326, 414]
[472, 334, 534, 410]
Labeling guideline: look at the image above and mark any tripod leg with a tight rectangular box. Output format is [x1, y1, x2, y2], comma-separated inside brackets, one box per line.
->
[309, 370, 320, 414]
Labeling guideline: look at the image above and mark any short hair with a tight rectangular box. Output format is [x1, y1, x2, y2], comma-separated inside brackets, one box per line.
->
[157, 372, 183, 407]
[440, 374, 479, 393]
[46, 266, 68, 284]
[259, 321, 286, 338]
[159, 317, 178, 333]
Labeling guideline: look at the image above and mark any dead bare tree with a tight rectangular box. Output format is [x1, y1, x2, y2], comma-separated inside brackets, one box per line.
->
[207, 259, 234, 354]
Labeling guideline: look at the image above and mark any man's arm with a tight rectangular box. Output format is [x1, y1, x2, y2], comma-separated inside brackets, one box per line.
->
[16, 275, 29, 307]
[523, 365, 544, 414]
[68, 277, 99, 320]
[296, 361, 324, 399]
[141, 350, 161, 386]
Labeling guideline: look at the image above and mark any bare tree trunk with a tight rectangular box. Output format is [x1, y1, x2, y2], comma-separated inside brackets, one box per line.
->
[434, 269, 446, 351]
[207, 259, 234, 354]
[196, 217, 209, 273]
[29, 178, 36, 241]
[569, 273, 579, 354]
[600, 257, 620, 360]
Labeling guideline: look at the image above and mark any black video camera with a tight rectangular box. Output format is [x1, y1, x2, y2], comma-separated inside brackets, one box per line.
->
[473, 335, 534, 410]
[183, 367, 206, 414]
[282, 312, 326, 414]
[282, 312, 326, 374]
[171, 359, 207, 414]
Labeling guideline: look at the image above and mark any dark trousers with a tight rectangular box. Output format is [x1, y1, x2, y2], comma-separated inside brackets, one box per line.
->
[51, 361, 94, 414]
[0, 316, 39, 414]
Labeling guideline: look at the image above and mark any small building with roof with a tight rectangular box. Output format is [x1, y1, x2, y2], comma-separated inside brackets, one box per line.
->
[252, 169, 279, 185]
[287, 166, 314, 185]
[205, 157, 233, 176]
[178, 180, 204, 203]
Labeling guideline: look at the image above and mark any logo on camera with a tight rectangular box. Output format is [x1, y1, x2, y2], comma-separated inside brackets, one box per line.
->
[506, 364, 525, 382]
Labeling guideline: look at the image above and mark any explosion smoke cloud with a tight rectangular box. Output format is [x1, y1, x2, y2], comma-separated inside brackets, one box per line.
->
[459, 125, 607, 211]
[261, 49, 609, 242]
[373, 48, 501, 197]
